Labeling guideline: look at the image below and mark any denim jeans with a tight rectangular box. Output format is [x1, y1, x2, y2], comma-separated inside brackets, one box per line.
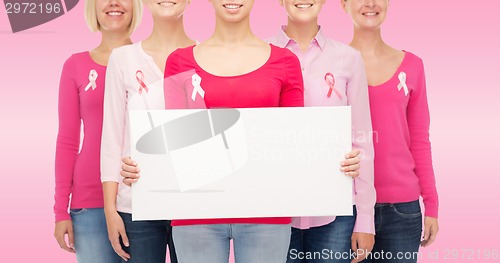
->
[287, 206, 357, 263]
[364, 200, 422, 263]
[119, 212, 177, 263]
[70, 208, 121, 263]
[173, 224, 291, 263]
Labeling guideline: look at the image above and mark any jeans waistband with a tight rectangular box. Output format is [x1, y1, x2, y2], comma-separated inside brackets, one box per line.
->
[375, 200, 420, 208]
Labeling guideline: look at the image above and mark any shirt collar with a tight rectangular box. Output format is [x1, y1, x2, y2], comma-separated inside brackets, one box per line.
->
[274, 25, 327, 51]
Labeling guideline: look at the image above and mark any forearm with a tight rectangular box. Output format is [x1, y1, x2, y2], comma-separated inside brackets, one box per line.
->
[407, 61, 438, 217]
[103, 182, 119, 215]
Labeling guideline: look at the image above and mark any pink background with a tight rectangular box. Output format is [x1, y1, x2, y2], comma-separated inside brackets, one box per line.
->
[1, 0, 500, 262]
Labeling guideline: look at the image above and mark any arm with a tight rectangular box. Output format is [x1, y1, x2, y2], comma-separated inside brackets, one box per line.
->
[101, 52, 130, 260]
[347, 53, 376, 262]
[407, 58, 439, 218]
[348, 53, 376, 235]
[53, 56, 78, 252]
[164, 51, 190, 109]
[280, 50, 304, 107]
[103, 182, 130, 260]
[407, 58, 439, 246]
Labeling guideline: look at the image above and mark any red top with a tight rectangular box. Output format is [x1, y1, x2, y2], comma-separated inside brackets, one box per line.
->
[164, 45, 304, 226]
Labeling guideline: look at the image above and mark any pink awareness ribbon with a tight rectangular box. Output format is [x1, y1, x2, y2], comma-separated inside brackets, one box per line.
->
[397, 71, 409, 96]
[84, 69, 98, 91]
[191, 73, 205, 102]
[136, 70, 148, 94]
[324, 73, 342, 99]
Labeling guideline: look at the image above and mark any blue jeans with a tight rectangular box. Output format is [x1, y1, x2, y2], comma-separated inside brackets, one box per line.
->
[364, 200, 422, 263]
[287, 206, 357, 263]
[70, 208, 121, 263]
[119, 212, 177, 263]
[173, 224, 291, 263]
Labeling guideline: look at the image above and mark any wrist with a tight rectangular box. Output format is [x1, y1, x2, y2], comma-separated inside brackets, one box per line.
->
[104, 206, 117, 215]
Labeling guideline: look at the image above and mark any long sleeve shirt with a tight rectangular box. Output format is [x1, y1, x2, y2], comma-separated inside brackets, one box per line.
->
[54, 52, 107, 222]
[368, 51, 438, 217]
[163, 44, 305, 226]
[100, 42, 165, 213]
[268, 27, 376, 234]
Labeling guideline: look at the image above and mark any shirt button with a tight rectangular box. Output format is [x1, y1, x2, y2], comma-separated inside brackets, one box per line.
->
[301, 67, 305, 71]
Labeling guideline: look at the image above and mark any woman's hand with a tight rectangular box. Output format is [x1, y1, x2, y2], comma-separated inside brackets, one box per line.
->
[120, 157, 140, 187]
[54, 220, 75, 253]
[421, 216, 439, 247]
[351, 232, 375, 263]
[105, 210, 130, 261]
[341, 149, 362, 178]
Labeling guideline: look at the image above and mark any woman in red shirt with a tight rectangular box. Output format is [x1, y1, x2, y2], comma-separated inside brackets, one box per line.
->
[163, 1, 302, 262]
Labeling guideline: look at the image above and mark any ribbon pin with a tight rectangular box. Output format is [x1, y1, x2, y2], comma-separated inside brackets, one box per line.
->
[325, 73, 342, 99]
[397, 71, 409, 96]
[84, 69, 98, 91]
[191, 73, 205, 102]
[136, 70, 148, 94]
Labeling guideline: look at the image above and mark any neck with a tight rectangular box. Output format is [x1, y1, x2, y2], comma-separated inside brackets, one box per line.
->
[284, 19, 319, 51]
[143, 16, 192, 51]
[95, 30, 132, 52]
[210, 16, 256, 45]
[349, 27, 387, 56]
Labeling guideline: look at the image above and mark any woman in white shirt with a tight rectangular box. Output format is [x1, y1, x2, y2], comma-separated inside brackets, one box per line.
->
[100, 0, 196, 262]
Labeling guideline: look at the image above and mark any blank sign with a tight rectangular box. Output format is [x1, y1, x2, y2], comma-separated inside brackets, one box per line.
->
[129, 107, 353, 220]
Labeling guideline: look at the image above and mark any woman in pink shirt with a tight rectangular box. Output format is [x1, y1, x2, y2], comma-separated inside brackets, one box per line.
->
[342, 0, 439, 262]
[53, 0, 142, 262]
[268, 1, 376, 262]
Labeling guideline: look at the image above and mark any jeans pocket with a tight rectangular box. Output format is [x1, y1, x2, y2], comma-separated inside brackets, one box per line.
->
[70, 208, 88, 215]
[391, 201, 422, 218]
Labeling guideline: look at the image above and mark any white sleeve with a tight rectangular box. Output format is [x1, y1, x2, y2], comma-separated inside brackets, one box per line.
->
[101, 51, 127, 183]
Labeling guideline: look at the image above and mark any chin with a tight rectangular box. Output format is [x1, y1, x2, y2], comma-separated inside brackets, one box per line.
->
[219, 13, 248, 23]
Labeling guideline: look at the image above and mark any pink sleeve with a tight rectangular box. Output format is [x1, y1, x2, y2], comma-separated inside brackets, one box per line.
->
[280, 50, 304, 107]
[164, 51, 186, 109]
[164, 52, 206, 109]
[408, 59, 439, 218]
[54, 56, 79, 222]
[348, 53, 376, 234]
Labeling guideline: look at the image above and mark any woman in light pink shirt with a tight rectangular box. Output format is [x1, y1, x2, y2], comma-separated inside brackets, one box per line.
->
[342, 0, 439, 262]
[53, 0, 142, 262]
[268, 1, 376, 262]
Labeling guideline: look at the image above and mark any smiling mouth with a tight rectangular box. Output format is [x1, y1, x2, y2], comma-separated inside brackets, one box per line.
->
[223, 4, 243, 10]
[158, 1, 176, 7]
[106, 11, 125, 16]
[295, 4, 313, 9]
[362, 12, 379, 16]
